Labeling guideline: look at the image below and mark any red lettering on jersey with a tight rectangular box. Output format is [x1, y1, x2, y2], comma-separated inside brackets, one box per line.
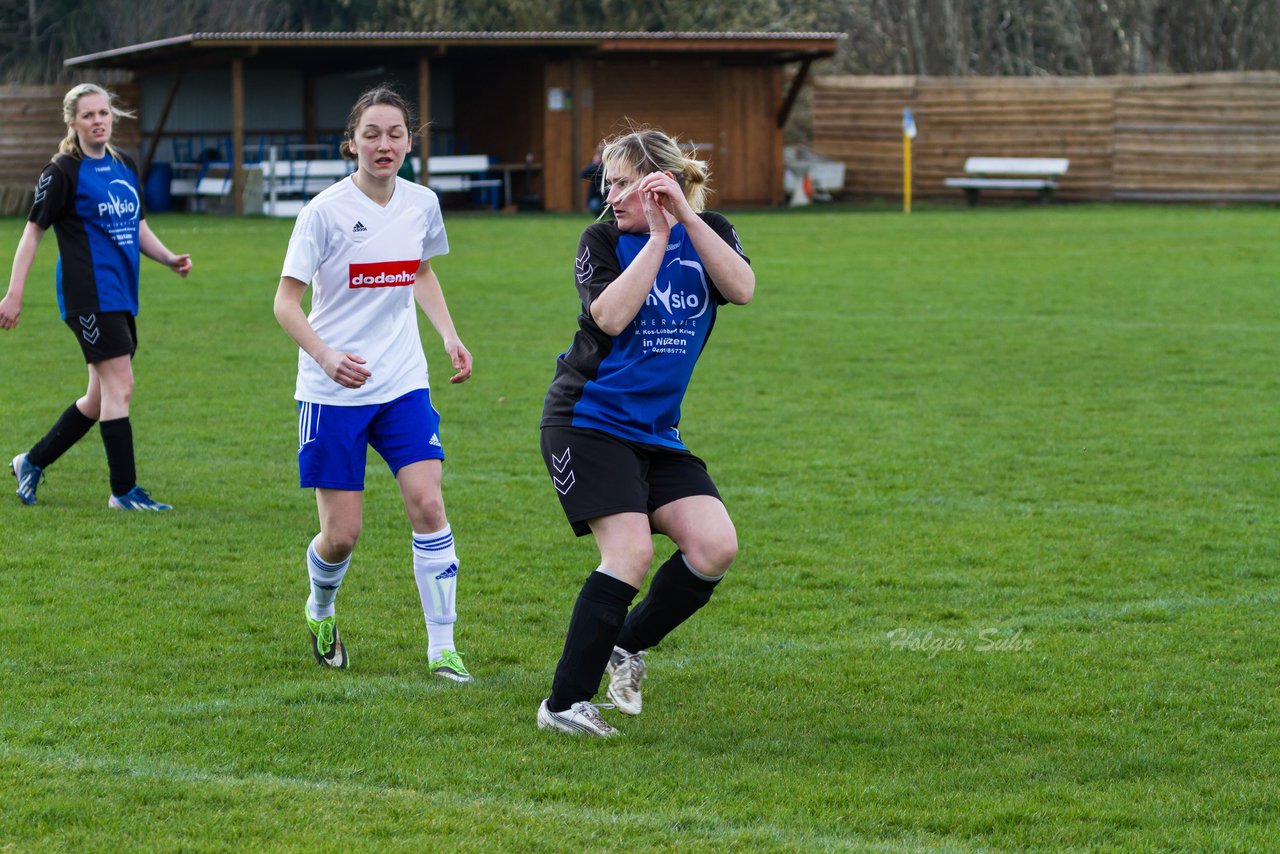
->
[349, 260, 418, 288]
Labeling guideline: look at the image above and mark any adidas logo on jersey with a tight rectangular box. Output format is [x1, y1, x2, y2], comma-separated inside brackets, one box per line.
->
[352, 221, 367, 232]
[429, 433, 442, 447]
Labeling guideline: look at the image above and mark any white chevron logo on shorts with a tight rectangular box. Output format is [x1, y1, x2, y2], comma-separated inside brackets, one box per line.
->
[552, 447, 570, 472]
[553, 471, 576, 495]
[79, 314, 99, 344]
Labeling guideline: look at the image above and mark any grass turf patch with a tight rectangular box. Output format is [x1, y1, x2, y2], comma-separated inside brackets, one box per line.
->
[1, 204, 1277, 851]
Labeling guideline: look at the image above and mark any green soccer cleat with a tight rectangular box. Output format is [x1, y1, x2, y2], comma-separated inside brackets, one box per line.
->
[307, 611, 347, 669]
[429, 649, 472, 683]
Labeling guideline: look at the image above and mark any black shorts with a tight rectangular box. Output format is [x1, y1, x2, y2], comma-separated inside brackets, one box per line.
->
[64, 311, 137, 363]
[540, 425, 721, 537]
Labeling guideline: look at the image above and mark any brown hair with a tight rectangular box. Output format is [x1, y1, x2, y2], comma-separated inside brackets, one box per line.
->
[338, 85, 416, 160]
[58, 83, 135, 162]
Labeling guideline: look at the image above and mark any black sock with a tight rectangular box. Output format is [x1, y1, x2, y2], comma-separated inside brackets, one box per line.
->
[28, 403, 97, 469]
[615, 550, 720, 654]
[547, 571, 639, 713]
[99, 417, 136, 497]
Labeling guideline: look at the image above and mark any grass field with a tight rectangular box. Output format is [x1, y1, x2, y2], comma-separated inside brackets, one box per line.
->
[1, 203, 1277, 852]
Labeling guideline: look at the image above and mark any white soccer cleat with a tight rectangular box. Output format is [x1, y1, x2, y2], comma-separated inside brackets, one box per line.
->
[605, 646, 647, 716]
[537, 699, 619, 737]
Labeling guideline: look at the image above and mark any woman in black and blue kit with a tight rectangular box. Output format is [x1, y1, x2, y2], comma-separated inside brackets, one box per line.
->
[536, 127, 755, 737]
[0, 83, 191, 510]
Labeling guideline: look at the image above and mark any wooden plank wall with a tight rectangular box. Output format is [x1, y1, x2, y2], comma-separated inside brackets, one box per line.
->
[813, 72, 1280, 202]
[1114, 74, 1280, 201]
[592, 57, 781, 207]
[0, 86, 68, 189]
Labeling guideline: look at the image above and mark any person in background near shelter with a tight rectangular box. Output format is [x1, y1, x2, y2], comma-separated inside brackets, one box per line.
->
[273, 85, 475, 681]
[580, 144, 605, 214]
[0, 83, 192, 510]
[536, 127, 755, 736]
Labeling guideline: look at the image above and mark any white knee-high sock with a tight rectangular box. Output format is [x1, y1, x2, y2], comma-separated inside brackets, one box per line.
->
[307, 535, 350, 620]
[413, 525, 458, 660]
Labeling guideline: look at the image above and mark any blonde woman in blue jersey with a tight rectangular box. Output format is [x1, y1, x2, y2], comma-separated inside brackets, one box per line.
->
[1, 83, 191, 510]
[536, 127, 755, 736]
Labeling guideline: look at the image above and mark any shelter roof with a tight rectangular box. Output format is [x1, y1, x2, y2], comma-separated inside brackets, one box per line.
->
[65, 31, 845, 70]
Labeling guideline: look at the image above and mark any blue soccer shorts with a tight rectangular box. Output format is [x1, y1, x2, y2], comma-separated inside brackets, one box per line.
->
[297, 388, 444, 490]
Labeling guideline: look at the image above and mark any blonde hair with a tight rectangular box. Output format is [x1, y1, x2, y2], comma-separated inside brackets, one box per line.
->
[58, 83, 134, 161]
[600, 126, 711, 215]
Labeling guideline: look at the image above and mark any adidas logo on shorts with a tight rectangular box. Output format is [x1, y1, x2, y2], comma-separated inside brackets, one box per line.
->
[429, 433, 442, 447]
[352, 221, 367, 232]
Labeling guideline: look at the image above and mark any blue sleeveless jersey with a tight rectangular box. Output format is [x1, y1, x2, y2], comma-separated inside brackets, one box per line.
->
[541, 212, 749, 449]
[28, 152, 144, 319]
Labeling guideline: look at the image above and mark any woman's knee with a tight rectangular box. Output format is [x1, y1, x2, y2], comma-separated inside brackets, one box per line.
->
[76, 395, 101, 421]
[406, 493, 447, 532]
[93, 360, 134, 411]
[684, 530, 738, 576]
[319, 527, 360, 560]
[107, 377, 134, 408]
[599, 538, 654, 583]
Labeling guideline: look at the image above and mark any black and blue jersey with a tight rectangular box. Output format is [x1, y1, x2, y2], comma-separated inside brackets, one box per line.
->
[28, 152, 145, 320]
[541, 212, 749, 449]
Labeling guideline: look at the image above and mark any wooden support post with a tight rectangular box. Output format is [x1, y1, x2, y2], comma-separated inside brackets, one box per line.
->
[776, 57, 813, 128]
[141, 70, 183, 180]
[231, 57, 245, 216]
[419, 56, 431, 185]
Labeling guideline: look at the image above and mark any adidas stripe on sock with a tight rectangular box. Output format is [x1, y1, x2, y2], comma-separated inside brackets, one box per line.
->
[413, 525, 459, 661]
[307, 535, 351, 620]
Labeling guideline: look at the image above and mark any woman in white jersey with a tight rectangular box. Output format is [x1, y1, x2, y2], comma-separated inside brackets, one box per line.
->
[273, 86, 474, 680]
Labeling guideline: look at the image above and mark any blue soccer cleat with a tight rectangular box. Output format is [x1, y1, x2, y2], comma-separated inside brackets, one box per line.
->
[108, 485, 173, 511]
[11, 453, 44, 506]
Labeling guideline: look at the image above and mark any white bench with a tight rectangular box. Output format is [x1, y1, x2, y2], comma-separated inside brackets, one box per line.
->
[944, 157, 1069, 205]
[417, 155, 502, 202]
[264, 155, 500, 200]
[176, 154, 503, 215]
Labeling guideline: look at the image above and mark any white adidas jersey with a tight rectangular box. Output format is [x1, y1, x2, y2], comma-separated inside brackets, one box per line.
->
[282, 176, 449, 405]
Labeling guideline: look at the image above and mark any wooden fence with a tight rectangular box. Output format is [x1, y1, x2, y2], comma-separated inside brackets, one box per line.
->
[0, 84, 140, 215]
[813, 72, 1280, 202]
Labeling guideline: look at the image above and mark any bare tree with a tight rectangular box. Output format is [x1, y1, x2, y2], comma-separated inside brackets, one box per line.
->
[3, 0, 1278, 83]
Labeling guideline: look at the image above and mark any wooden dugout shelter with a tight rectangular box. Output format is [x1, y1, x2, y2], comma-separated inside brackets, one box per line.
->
[63, 31, 843, 214]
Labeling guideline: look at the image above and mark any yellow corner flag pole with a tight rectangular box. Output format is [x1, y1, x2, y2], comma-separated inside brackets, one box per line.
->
[902, 107, 917, 215]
